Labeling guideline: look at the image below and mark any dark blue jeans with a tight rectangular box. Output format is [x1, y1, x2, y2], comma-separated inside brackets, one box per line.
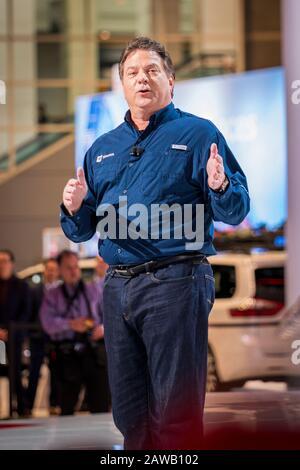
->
[102, 258, 215, 450]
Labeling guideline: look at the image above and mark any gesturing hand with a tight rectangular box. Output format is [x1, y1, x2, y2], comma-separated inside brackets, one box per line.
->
[63, 167, 88, 215]
[206, 143, 226, 191]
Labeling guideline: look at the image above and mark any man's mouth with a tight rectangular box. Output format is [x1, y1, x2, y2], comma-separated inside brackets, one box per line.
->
[137, 89, 151, 94]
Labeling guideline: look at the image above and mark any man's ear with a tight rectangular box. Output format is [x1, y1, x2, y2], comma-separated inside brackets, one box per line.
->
[169, 76, 175, 98]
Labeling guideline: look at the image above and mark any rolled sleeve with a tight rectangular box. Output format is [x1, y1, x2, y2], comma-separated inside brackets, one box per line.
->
[60, 199, 97, 243]
[60, 149, 98, 243]
[207, 131, 250, 225]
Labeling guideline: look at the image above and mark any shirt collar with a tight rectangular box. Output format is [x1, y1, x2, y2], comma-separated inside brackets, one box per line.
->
[124, 102, 177, 131]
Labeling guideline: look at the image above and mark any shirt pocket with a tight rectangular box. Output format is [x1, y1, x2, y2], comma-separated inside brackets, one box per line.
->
[141, 147, 192, 200]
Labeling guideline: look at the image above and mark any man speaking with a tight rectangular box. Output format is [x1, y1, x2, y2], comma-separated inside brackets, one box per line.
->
[60, 37, 250, 450]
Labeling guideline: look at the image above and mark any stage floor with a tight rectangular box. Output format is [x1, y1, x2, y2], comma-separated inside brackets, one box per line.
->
[1, 390, 300, 450]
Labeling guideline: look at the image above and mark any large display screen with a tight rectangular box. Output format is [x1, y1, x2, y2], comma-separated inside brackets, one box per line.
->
[75, 67, 286, 234]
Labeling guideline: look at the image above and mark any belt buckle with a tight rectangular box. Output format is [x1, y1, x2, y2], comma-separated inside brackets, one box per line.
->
[114, 260, 156, 276]
[144, 260, 157, 273]
[114, 267, 129, 275]
[114, 266, 136, 277]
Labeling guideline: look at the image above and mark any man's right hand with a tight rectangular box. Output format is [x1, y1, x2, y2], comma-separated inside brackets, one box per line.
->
[63, 167, 88, 216]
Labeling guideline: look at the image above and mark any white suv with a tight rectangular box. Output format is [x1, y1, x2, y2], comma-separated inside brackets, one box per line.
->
[19, 251, 298, 392]
[207, 251, 298, 391]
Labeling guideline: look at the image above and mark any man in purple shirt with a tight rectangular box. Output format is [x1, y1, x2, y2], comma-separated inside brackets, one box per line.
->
[40, 250, 109, 415]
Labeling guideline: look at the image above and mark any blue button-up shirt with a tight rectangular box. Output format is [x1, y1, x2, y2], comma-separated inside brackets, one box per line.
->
[60, 102, 250, 265]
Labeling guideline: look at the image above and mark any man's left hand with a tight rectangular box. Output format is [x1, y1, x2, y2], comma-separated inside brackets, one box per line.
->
[206, 143, 226, 191]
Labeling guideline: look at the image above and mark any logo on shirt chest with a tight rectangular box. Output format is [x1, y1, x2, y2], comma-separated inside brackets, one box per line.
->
[96, 153, 115, 163]
[171, 144, 189, 151]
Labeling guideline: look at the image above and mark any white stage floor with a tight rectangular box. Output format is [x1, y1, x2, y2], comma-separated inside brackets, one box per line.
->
[1, 390, 300, 450]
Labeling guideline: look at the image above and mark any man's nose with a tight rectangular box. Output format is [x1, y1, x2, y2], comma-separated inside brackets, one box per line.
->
[137, 70, 149, 83]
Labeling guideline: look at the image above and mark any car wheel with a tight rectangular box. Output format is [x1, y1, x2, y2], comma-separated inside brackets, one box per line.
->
[206, 347, 221, 392]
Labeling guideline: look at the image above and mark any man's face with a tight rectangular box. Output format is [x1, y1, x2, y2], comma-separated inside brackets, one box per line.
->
[0, 252, 14, 280]
[44, 260, 59, 284]
[122, 49, 174, 117]
[59, 255, 81, 285]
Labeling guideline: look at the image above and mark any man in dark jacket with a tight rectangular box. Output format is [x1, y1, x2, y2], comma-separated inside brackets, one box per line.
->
[0, 249, 31, 416]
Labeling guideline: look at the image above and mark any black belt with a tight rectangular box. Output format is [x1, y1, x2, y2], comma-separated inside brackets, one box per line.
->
[111, 253, 208, 277]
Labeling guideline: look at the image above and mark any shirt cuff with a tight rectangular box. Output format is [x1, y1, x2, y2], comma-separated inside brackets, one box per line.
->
[209, 178, 233, 201]
[60, 202, 84, 221]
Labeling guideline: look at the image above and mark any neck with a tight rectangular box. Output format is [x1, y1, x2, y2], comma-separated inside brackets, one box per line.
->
[130, 110, 150, 130]
[129, 101, 171, 130]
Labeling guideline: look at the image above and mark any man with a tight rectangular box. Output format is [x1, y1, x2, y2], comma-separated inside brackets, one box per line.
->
[92, 256, 111, 411]
[40, 250, 107, 415]
[0, 249, 31, 416]
[79, 256, 111, 413]
[92, 257, 109, 316]
[25, 258, 61, 416]
[60, 37, 250, 449]
[87, 256, 111, 410]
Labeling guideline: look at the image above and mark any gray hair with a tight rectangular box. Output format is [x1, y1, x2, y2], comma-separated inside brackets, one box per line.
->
[119, 36, 175, 80]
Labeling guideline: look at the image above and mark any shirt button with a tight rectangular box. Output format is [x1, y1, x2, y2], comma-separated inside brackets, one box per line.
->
[123, 189, 128, 194]
[129, 163, 133, 167]
[117, 249, 122, 254]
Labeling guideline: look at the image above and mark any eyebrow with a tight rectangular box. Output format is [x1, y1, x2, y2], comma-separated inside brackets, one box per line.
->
[126, 63, 160, 71]
[145, 63, 160, 69]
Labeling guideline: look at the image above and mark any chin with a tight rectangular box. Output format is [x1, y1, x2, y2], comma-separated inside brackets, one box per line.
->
[136, 97, 154, 107]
